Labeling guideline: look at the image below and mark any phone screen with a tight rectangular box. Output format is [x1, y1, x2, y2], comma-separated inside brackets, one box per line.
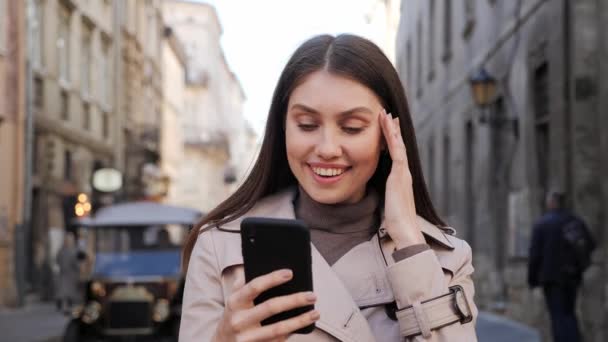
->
[240, 217, 315, 334]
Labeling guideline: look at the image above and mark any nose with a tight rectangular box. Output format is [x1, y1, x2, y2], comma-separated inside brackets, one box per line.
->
[315, 128, 342, 160]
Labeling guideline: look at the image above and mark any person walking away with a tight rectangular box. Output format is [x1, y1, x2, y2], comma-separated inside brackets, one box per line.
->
[528, 191, 595, 342]
[56, 232, 81, 313]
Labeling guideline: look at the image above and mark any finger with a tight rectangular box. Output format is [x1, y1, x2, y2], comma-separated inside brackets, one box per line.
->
[379, 110, 394, 155]
[233, 270, 246, 291]
[240, 309, 320, 341]
[392, 117, 409, 165]
[381, 112, 406, 163]
[233, 291, 316, 330]
[228, 269, 293, 310]
[392, 117, 401, 137]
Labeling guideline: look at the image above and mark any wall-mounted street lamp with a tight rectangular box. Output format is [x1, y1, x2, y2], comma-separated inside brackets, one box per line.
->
[470, 68, 497, 109]
[469, 68, 519, 138]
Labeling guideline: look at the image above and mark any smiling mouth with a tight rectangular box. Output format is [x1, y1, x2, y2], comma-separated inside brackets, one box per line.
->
[310, 166, 349, 177]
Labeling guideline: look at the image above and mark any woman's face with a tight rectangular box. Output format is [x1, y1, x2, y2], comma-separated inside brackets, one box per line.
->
[286, 70, 384, 204]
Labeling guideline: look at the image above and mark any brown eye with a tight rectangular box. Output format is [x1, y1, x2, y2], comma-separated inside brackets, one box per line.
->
[342, 127, 363, 134]
[298, 124, 318, 132]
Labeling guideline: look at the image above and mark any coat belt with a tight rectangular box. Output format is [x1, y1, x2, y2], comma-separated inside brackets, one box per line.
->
[396, 285, 473, 338]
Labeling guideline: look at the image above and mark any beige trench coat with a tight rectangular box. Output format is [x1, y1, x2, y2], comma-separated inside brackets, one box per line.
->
[180, 189, 478, 341]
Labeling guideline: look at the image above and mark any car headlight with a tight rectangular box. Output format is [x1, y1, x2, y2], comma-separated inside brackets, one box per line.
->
[90, 281, 106, 298]
[82, 301, 101, 324]
[153, 299, 170, 322]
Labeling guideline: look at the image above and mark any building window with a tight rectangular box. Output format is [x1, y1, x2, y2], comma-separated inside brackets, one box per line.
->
[463, 0, 475, 38]
[57, 4, 71, 82]
[534, 63, 549, 120]
[60, 90, 69, 120]
[32, 135, 40, 174]
[442, 0, 452, 62]
[465, 121, 475, 247]
[533, 62, 549, 206]
[81, 22, 92, 96]
[428, 0, 436, 81]
[146, 7, 158, 58]
[34, 76, 44, 111]
[83, 102, 90, 130]
[416, 19, 423, 97]
[100, 38, 111, 106]
[102, 112, 109, 139]
[64, 149, 72, 181]
[31, 0, 44, 67]
[442, 133, 451, 215]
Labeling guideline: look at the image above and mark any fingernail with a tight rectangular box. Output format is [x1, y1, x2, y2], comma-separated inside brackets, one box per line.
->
[280, 269, 293, 279]
[310, 310, 320, 320]
[305, 292, 316, 301]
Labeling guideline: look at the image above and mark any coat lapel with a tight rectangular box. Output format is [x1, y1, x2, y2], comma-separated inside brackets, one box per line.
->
[377, 215, 459, 277]
[331, 236, 394, 308]
[309, 243, 377, 342]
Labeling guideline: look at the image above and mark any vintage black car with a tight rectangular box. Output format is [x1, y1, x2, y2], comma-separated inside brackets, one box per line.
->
[63, 201, 201, 342]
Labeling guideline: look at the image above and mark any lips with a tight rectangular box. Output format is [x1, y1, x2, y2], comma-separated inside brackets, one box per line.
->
[307, 163, 350, 185]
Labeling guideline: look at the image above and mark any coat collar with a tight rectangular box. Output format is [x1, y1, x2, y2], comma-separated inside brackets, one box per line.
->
[377, 214, 455, 250]
[219, 187, 455, 250]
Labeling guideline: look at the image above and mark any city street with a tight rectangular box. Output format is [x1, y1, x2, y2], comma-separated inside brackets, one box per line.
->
[0, 299, 540, 342]
[2, 0, 607, 340]
[477, 312, 541, 342]
[0, 300, 68, 342]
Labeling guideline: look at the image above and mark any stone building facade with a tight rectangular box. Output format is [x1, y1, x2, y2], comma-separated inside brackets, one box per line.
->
[160, 27, 187, 208]
[0, 0, 26, 307]
[162, 0, 257, 213]
[15, 0, 165, 304]
[365, 0, 402, 64]
[118, 0, 165, 201]
[24, 0, 123, 302]
[396, 0, 607, 340]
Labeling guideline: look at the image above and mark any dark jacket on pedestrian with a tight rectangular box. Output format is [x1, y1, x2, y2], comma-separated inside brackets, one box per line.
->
[527, 209, 594, 287]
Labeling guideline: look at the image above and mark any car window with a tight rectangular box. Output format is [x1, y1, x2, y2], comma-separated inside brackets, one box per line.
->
[96, 225, 187, 253]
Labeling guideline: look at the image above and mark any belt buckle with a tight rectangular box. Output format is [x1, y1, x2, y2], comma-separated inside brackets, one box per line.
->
[449, 285, 473, 324]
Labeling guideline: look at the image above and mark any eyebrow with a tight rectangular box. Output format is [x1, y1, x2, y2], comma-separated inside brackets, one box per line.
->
[289, 104, 374, 117]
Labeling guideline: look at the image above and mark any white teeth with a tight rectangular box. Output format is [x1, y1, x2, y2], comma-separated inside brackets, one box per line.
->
[312, 167, 345, 177]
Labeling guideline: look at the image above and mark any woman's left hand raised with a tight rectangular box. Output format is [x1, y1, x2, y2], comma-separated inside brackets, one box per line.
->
[379, 109, 426, 249]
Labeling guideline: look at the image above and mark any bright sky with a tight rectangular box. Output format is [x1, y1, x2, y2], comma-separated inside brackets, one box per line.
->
[194, 0, 387, 136]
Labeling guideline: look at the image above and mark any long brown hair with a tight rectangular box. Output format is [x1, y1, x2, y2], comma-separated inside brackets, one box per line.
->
[182, 34, 445, 270]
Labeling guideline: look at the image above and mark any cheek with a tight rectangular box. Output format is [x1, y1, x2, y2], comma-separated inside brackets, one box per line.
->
[348, 130, 382, 165]
[285, 125, 313, 164]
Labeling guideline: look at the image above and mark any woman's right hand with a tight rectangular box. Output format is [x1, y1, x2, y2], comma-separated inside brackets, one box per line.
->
[213, 269, 320, 342]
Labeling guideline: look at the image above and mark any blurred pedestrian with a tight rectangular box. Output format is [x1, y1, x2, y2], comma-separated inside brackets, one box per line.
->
[179, 34, 477, 341]
[56, 232, 81, 313]
[528, 191, 595, 342]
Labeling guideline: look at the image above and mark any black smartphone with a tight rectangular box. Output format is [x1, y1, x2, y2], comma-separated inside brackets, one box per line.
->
[240, 217, 315, 334]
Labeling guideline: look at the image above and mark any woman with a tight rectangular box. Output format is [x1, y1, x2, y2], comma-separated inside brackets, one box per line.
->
[180, 34, 477, 341]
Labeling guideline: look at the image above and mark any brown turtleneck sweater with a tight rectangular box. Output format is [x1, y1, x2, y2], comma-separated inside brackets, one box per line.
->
[294, 187, 429, 265]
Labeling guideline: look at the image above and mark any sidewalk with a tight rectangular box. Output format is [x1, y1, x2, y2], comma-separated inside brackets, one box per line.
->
[0, 301, 68, 342]
[477, 311, 541, 342]
[0, 303, 540, 342]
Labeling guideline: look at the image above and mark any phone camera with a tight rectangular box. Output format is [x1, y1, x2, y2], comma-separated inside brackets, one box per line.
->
[249, 237, 255, 244]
